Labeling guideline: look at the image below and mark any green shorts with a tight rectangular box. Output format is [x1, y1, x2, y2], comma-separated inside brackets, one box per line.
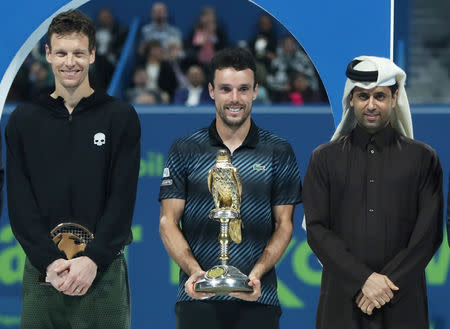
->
[21, 255, 130, 329]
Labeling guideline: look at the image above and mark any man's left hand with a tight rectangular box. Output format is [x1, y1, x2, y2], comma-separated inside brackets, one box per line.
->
[356, 292, 377, 315]
[57, 256, 98, 296]
[228, 275, 261, 301]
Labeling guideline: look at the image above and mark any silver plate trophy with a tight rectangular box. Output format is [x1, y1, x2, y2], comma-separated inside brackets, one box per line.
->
[194, 149, 253, 295]
[39, 222, 94, 285]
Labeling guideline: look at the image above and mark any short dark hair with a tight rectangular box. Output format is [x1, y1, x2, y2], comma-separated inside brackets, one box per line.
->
[388, 83, 398, 95]
[47, 10, 96, 52]
[210, 47, 257, 87]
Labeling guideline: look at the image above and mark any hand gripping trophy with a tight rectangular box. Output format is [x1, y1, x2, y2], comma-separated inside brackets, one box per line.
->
[195, 149, 253, 295]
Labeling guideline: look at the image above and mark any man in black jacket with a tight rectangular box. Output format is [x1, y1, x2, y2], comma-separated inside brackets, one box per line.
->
[5, 9, 140, 329]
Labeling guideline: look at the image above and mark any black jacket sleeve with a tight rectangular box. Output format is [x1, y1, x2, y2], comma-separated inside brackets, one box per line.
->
[83, 105, 141, 268]
[6, 111, 62, 274]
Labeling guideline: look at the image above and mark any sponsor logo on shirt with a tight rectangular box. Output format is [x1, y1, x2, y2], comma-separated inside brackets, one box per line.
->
[161, 179, 173, 186]
[252, 164, 266, 171]
[93, 132, 106, 146]
[163, 167, 170, 178]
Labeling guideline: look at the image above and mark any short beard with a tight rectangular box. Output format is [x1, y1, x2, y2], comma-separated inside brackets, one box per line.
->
[217, 106, 251, 128]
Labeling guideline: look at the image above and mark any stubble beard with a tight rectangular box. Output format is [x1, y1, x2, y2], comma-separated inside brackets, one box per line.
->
[217, 105, 251, 128]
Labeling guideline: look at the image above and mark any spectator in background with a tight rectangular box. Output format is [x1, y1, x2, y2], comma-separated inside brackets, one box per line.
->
[266, 35, 321, 102]
[7, 44, 48, 102]
[249, 14, 277, 84]
[7, 65, 31, 102]
[185, 6, 227, 65]
[126, 67, 166, 104]
[144, 40, 177, 102]
[95, 8, 128, 66]
[285, 71, 323, 105]
[173, 65, 211, 106]
[28, 61, 53, 100]
[89, 55, 114, 92]
[90, 8, 128, 92]
[135, 91, 163, 104]
[253, 84, 271, 105]
[139, 2, 181, 55]
[127, 67, 147, 100]
[166, 37, 197, 90]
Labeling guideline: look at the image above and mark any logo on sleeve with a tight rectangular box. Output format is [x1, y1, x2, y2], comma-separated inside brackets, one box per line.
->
[94, 132, 106, 146]
[252, 164, 266, 171]
[161, 179, 173, 186]
[163, 167, 170, 178]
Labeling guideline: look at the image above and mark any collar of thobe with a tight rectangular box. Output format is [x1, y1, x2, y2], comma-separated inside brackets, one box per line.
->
[351, 124, 396, 151]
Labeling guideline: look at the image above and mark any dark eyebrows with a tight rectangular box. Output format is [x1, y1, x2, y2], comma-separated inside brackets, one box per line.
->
[52, 48, 89, 54]
[72, 48, 89, 53]
[216, 83, 252, 89]
[354, 90, 387, 96]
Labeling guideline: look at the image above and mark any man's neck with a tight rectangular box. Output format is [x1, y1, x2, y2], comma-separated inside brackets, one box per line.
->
[51, 83, 94, 114]
[216, 118, 251, 154]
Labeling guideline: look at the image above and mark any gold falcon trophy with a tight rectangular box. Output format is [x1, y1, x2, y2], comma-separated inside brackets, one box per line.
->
[194, 149, 253, 295]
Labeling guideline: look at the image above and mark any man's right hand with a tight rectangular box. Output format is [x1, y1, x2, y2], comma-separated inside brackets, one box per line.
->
[46, 258, 70, 290]
[184, 270, 215, 300]
[361, 272, 399, 308]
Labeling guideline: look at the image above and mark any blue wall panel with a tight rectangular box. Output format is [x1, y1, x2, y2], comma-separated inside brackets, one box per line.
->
[0, 106, 449, 329]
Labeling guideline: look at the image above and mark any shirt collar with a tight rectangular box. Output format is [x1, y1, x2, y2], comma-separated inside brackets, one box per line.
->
[351, 124, 396, 150]
[208, 119, 259, 149]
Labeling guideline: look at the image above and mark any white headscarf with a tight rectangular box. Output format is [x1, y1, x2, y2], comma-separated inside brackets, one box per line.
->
[331, 55, 413, 141]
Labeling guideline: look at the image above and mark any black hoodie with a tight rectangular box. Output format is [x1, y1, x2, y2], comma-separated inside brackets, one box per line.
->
[5, 91, 140, 274]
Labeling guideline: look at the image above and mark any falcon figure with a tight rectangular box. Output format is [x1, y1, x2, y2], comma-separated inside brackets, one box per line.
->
[208, 149, 243, 243]
[208, 149, 242, 210]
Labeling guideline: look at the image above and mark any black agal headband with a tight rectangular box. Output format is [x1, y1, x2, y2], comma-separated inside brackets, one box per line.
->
[345, 59, 378, 82]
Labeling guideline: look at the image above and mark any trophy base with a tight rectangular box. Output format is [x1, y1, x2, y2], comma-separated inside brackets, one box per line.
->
[194, 265, 253, 296]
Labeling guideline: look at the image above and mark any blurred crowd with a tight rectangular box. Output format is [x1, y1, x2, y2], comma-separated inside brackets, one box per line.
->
[7, 3, 329, 106]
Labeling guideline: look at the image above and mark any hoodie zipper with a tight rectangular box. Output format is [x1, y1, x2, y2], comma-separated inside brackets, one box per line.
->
[67, 111, 74, 217]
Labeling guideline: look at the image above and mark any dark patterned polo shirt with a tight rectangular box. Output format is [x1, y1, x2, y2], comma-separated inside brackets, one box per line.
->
[159, 119, 302, 306]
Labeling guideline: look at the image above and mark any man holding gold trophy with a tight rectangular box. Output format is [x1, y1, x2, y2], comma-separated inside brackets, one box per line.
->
[159, 47, 302, 329]
[5, 10, 140, 329]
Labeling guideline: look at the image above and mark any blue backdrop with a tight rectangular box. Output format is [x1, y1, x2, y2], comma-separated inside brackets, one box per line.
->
[2, 1, 445, 329]
[1, 105, 449, 329]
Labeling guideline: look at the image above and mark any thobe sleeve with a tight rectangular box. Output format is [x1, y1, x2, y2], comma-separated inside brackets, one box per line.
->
[303, 148, 373, 298]
[83, 105, 141, 268]
[380, 150, 443, 304]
